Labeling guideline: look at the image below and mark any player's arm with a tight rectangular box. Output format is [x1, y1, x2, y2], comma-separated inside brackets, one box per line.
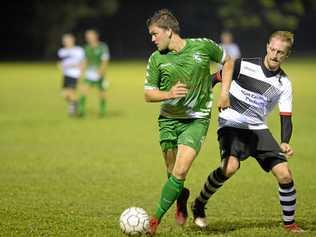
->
[145, 82, 188, 102]
[218, 55, 234, 110]
[98, 59, 109, 76]
[280, 114, 293, 157]
[211, 59, 241, 88]
[279, 80, 294, 157]
[144, 54, 188, 102]
[98, 45, 110, 76]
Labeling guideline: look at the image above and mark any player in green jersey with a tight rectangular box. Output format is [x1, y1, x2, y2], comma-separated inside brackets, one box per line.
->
[144, 9, 234, 235]
[78, 29, 110, 117]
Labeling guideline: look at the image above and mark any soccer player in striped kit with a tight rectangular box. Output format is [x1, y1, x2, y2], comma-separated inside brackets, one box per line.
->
[191, 31, 304, 233]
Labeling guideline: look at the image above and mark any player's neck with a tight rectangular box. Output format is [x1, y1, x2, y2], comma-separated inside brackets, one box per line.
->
[168, 35, 186, 53]
[89, 41, 99, 48]
[263, 55, 280, 72]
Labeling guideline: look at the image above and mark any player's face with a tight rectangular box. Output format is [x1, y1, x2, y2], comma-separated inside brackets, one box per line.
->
[265, 37, 290, 70]
[149, 25, 171, 51]
[85, 31, 98, 45]
[62, 35, 75, 48]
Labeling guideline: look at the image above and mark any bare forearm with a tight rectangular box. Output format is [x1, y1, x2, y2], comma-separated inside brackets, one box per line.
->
[144, 89, 172, 102]
[99, 60, 108, 75]
[220, 58, 234, 96]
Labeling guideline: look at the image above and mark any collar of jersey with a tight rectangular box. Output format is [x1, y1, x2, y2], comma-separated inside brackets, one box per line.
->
[260, 57, 281, 77]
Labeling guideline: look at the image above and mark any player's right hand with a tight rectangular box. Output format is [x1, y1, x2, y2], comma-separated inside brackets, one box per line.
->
[168, 81, 188, 99]
[280, 143, 294, 158]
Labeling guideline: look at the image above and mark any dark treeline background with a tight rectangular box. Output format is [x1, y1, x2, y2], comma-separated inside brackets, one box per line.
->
[1, 0, 316, 60]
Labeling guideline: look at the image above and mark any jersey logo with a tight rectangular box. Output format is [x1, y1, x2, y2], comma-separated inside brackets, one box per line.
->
[193, 53, 202, 64]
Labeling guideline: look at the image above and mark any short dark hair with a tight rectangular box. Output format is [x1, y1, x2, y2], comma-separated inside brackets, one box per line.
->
[146, 9, 180, 34]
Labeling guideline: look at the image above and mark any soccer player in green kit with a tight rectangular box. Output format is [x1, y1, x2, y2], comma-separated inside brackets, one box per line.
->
[144, 9, 234, 235]
[78, 29, 110, 117]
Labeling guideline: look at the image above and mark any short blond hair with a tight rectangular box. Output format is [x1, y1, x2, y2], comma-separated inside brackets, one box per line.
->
[269, 31, 294, 51]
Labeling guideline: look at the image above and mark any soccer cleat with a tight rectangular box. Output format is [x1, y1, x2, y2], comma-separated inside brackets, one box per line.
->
[147, 217, 159, 236]
[191, 199, 208, 228]
[284, 223, 305, 233]
[175, 187, 190, 225]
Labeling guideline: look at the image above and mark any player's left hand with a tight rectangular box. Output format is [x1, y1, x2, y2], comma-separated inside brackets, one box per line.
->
[280, 143, 294, 158]
[217, 93, 230, 112]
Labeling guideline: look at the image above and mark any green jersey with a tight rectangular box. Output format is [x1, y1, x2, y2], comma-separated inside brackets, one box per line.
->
[145, 38, 225, 119]
[84, 42, 110, 81]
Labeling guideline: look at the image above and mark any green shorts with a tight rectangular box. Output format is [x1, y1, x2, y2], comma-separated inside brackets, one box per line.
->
[84, 78, 107, 91]
[158, 116, 210, 153]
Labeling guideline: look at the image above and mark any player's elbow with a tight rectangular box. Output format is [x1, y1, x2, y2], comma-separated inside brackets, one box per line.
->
[144, 91, 153, 102]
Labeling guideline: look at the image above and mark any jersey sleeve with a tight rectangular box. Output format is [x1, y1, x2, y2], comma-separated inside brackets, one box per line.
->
[232, 59, 241, 80]
[57, 48, 64, 60]
[101, 43, 110, 61]
[204, 38, 225, 64]
[144, 54, 160, 90]
[278, 80, 292, 115]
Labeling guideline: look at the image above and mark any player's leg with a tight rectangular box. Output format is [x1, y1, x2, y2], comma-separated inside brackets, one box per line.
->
[192, 127, 250, 227]
[148, 118, 207, 234]
[271, 162, 304, 233]
[78, 80, 90, 117]
[162, 148, 190, 225]
[151, 145, 195, 222]
[98, 78, 107, 117]
[191, 156, 238, 227]
[62, 76, 78, 116]
[99, 90, 106, 117]
[67, 88, 77, 116]
[254, 129, 304, 233]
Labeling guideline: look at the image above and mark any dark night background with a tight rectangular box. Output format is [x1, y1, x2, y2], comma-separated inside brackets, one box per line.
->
[1, 0, 316, 61]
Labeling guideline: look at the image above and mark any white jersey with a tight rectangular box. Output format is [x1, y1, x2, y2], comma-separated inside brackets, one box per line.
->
[219, 57, 292, 130]
[58, 46, 84, 78]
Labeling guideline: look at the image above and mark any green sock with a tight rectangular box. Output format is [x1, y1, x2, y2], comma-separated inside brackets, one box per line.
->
[78, 96, 86, 116]
[155, 175, 184, 221]
[100, 99, 106, 116]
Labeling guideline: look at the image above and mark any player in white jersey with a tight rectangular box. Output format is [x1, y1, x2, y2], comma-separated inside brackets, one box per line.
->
[192, 31, 304, 233]
[57, 33, 84, 116]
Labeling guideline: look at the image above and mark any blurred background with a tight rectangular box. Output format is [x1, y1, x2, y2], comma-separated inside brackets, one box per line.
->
[1, 0, 316, 61]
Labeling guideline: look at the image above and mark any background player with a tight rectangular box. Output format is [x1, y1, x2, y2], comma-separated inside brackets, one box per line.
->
[220, 31, 241, 60]
[78, 29, 110, 117]
[57, 33, 84, 116]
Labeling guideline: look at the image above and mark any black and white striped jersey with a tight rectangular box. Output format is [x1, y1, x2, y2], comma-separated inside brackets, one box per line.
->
[219, 57, 292, 130]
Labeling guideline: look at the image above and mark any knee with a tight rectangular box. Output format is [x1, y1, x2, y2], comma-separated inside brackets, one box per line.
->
[172, 167, 187, 180]
[222, 157, 239, 177]
[275, 168, 292, 184]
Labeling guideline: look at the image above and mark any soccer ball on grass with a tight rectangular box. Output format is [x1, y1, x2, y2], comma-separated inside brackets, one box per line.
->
[119, 207, 149, 235]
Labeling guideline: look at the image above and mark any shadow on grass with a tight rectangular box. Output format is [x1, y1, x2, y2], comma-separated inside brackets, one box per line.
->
[186, 219, 281, 235]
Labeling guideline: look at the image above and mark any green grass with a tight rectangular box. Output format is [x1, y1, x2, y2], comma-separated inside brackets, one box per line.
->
[0, 59, 315, 236]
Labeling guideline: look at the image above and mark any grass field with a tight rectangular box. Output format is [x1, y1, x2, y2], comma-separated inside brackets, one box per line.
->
[0, 59, 315, 236]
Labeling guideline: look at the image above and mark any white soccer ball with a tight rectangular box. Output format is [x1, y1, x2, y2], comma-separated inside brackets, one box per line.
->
[119, 207, 149, 235]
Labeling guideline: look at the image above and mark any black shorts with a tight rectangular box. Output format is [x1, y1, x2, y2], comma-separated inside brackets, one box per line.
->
[218, 127, 287, 172]
[62, 76, 78, 89]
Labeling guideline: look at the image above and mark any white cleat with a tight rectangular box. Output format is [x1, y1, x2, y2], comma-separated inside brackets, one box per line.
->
[193, 217, 208, 228]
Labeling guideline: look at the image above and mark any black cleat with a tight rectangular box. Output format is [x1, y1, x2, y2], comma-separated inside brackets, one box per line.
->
[175, 187, 190, 225]
[191, 199, 208, 228]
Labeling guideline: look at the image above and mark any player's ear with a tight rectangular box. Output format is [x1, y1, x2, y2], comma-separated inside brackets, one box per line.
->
[286, 49, 291, 57]
[167, 28, 172, 39]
